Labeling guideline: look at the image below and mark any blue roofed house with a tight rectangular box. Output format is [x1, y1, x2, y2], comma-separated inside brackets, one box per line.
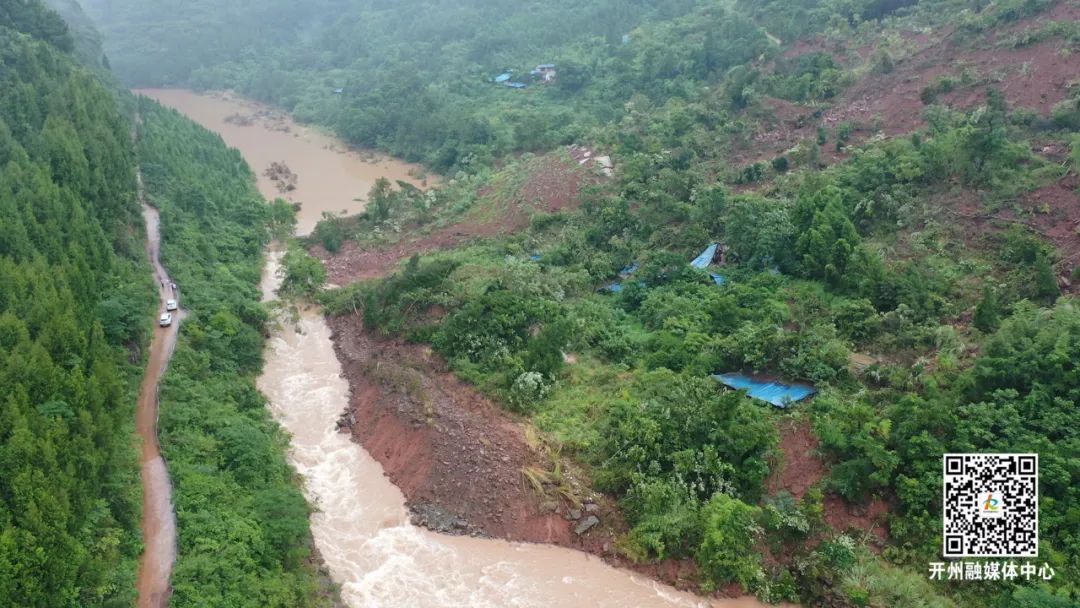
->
[711, 373, 816, 408]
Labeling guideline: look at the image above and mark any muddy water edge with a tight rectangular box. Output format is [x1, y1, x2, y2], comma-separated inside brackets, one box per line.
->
[136, 89, 430, 235]
[135, 174, 182, 608]
[144, 89, 788, 608]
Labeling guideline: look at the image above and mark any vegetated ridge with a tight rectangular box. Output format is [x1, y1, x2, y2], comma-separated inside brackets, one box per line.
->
[0, 4, 149, 603]
[85, 0, 1080, 606]
[300, 3, 1080, 606]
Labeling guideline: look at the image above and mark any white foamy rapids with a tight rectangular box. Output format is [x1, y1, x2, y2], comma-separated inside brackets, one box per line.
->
[256, 251, 775, 608]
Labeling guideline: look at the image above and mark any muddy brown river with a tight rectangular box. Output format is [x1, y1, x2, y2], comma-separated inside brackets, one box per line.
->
[138, 89, 430, 235]
[145, 89, 787, 608]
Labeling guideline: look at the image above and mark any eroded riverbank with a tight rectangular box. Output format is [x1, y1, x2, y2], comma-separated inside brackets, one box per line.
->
[259, 252, 777, 608]
[151, 88, 788, 608]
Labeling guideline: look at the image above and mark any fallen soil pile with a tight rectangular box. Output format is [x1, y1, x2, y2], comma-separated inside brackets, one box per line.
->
[326, 315, 708, 592]
[264, 161, 297, 194]
[221, 103, 292, 133]
[768, 418, 826, 501]
[314, 150, 597, 285]
[768, 417, 890, 548]
[734, 2, 1080, 169]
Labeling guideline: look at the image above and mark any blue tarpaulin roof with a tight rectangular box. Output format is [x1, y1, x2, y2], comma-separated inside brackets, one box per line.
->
[495, 73, 512, 82]
[690, 243, 718, 269]
[711, 373, 816, 408]
[709, 272, 727, 286]
[505, 82, 527, 88]
[529, 253, 542, 261]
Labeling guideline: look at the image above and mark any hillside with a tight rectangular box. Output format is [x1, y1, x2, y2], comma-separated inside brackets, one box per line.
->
[302, 2, 1080, 606]
[1, 2, 340, 605]
[0, 3, 147, 603]
[135, 97, 335, 608]
[83, 0, 1080, 606]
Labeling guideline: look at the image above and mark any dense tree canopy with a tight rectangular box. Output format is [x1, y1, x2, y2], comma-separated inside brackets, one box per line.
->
[0, 5, 148, 605]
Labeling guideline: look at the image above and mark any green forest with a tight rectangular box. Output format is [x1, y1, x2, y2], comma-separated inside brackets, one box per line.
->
[5, 0, 1080, 606]
[0, 3, 148, 604]
[1, 1, 330, 605]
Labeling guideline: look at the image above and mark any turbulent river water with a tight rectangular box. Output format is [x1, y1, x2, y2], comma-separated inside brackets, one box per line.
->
[141, 89, 783, 608]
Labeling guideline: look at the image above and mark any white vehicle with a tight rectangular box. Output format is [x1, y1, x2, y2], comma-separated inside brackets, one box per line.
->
[166, 299, 178, 311]
[159, 313, 173, 327]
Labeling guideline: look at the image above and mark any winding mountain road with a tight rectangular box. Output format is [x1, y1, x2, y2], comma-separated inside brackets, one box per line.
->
[135, 173, 182, 608]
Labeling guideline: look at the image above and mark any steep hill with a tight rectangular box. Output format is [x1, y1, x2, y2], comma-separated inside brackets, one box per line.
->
[83, 1, 1080, 606]
[302, 2, 1079, 607]
[1, 2, 339, 605]
[0, 2, 147, 603]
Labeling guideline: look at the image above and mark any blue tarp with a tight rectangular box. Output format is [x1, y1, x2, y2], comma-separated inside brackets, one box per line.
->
[602, 280, 647, 293]
[711, 372, 816, 408]
[603, 245, 726, 293]
[601, 262, 641, 293]
[529, 254, 542, 261]
[494, 73, 512, 83]
[690, 243, 718, 269]
[505, 82, 527, 88]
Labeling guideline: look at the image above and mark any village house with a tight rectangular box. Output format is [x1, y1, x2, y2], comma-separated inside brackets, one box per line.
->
[530, 63, 557, 82]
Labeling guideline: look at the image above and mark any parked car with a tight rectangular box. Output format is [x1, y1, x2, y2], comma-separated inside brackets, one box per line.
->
[166, 299, 178, 311]
[159, 313, 173, 327]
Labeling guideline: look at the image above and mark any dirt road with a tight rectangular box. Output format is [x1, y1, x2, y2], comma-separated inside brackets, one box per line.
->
[135, 174, 184, 608]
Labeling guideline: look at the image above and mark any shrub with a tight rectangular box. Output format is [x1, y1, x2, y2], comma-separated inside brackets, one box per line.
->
[623, 478, 703, 560]
[972, 287, 1000, 333]
[736, 161, 767, 183]
[696, 493, 763, 590]
[278, 245, 327, 298]
[312, 212, 345, 252]
[507, 371, 551, 411]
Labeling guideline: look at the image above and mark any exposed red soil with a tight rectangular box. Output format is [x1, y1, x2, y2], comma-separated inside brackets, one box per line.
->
[934, 172, 1080, 290]
[520, 153, 594, 212]
[767, 417, 893, 549]
[767, 418, 827, 500]
[326, 314, 721, 594]
[1023, 172, 1080, 285]
[732, 1, 1080, 171]
[824, 494, 891, 546]
[315, 151, 596, 285]
[313, 225, 495, 284]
